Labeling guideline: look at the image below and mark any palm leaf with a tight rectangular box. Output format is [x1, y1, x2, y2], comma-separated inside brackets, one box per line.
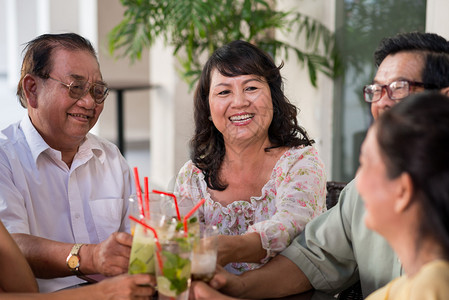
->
[108, 0, 341, 87]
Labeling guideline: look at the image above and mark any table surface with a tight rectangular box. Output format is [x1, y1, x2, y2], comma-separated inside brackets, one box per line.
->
[267, 290, 336, 300]
[63, 283, 336, 300]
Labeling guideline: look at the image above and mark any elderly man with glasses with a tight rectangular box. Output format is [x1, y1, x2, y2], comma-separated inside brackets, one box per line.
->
[191, 32, 449, 299]
[0, 33, 155, 293]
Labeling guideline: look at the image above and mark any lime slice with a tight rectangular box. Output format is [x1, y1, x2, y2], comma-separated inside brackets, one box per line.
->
[128, 258, 146, 274]
[157, 276, 177, 297]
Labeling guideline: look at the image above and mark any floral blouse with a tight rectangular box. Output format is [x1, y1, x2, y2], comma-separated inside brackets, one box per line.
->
[174, 145, 327, 274]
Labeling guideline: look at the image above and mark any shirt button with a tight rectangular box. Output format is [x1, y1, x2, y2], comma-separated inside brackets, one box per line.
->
[75, 213, 80, 219]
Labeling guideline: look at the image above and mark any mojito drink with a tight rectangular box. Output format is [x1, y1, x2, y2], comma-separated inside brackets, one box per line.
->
[156, 236, 192, 300]
[128, 223, 156, 275]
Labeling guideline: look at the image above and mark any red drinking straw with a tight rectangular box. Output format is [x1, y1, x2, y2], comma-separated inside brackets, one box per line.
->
[144, 177, 150, 219]
[133, 167, 145, 219]
[152, 190, 181, 221]
[183, 198, 206, 236]
[129, 215, 164, 273]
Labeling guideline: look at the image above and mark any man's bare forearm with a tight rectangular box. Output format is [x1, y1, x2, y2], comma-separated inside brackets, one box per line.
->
[224, 255, 312, 299]
[12, 233, 75, 278]
[0, 224, 38, 293]
[218, 232, 266, 266]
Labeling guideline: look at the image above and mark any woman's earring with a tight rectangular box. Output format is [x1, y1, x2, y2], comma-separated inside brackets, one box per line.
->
[208, 116, 212, 121]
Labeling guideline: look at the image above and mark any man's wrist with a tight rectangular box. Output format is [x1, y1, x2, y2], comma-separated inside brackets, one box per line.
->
[66, 243, 84, 275]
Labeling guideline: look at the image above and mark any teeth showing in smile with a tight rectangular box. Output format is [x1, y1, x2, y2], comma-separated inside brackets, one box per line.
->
[69, 113, 89, 119]
[229, 114, 254, 122]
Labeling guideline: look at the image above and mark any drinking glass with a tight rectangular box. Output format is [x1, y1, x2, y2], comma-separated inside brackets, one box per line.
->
[191, 225, 218, 282]
[128, 221, 157, 275]
[155, 233, 193, 300]
[128, 193, 172, 275]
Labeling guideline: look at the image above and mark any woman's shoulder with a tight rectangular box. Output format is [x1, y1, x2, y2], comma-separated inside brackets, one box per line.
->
[412, 260, 449, 291]
[280, 145, 317, 158]
[274, 145, 321, 168]
[176, 160, 204, 184]
[178, 160, 200, 173]
[385, 260, 449, 300]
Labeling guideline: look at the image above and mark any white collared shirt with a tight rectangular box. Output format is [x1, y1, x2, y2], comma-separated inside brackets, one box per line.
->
[0, 116, 133, 292]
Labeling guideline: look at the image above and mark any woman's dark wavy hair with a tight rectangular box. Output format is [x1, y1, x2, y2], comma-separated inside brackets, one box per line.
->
[191, 40, 313, 191]
[376, 91, 449, 258]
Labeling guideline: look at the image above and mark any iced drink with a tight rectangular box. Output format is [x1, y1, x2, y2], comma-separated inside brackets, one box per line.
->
[191, 251, 217, 282]
[156, 236, 192, 300]
[191, 225, 218, 282]
[128, 223, 156, 275]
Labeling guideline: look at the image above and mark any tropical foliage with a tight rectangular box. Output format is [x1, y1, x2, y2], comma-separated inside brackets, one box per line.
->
[108, 0, 341, 87]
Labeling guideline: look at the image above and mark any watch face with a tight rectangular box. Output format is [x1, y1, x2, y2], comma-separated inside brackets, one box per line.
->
[67, 256, 80, 269]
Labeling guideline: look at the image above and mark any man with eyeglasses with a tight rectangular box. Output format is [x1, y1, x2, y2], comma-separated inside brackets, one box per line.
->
[0, 33, 155, 293]
[191, 32, 449, 299]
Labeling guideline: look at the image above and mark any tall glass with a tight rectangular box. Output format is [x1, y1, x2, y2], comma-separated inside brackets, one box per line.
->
[155, 233, 193, 300]
[191, 225, 218, 282]
[128, 193, 170, 275]
[128, 221, 156, 275]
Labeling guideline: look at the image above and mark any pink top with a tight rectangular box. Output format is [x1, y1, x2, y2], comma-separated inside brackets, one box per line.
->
[174, 145, 327, 274]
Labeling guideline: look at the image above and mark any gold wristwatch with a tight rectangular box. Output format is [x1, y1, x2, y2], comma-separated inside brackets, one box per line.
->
[66, 243, 84, 276]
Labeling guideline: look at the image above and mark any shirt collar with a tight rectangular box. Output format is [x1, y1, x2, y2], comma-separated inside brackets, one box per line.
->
[20, 115, 105, 164]
[78, 133, 106, 164]
[20, 115, 51, 163]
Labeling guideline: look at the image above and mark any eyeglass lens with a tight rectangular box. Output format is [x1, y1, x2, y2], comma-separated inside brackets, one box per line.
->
[364, 81, 410, 102]
[69, 81, 108, 103]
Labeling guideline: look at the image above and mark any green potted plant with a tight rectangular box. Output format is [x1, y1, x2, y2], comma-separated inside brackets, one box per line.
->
[108, 0, 341, 87]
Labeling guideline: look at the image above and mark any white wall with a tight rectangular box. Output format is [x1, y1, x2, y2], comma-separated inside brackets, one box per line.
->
[277, 0, 337, 179]
[149, 40, 193, 190]
[426, 0, 449, 39]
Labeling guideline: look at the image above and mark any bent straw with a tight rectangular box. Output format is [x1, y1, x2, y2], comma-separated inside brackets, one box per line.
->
[152, 190, 181, 221]
[133, 167, 145, 219]
[183, 198, 206, 236]
[129, 215, 164, 274]
[144, 177, 150, 219]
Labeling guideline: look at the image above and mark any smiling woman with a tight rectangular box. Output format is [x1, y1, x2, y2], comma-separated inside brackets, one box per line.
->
[208, 71, 273, 146]
[174, 40, 327, 275]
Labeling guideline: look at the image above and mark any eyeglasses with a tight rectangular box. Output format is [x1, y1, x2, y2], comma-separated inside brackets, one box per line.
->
[48, 76, 109, 104]
[363, 80, 425, 103]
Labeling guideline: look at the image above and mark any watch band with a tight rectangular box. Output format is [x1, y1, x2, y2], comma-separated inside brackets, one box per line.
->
[67, 243, 84, 275]
[66, 243, 98, 284]
[70, 243, 84, 256]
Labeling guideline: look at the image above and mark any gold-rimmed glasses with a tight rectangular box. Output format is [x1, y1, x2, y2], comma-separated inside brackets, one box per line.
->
[48, 76, 109, 104]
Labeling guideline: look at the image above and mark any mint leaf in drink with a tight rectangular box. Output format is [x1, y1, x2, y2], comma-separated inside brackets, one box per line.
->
[161, 250, 191, 295]
[175, 221, 183, 231]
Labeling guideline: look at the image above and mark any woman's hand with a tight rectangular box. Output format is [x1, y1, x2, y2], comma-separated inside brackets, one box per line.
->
[190, 265, 245, 300]
[205, 265, 246, 298]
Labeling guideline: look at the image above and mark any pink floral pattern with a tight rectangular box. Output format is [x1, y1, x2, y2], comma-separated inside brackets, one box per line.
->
[174, 146, 326, 274]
